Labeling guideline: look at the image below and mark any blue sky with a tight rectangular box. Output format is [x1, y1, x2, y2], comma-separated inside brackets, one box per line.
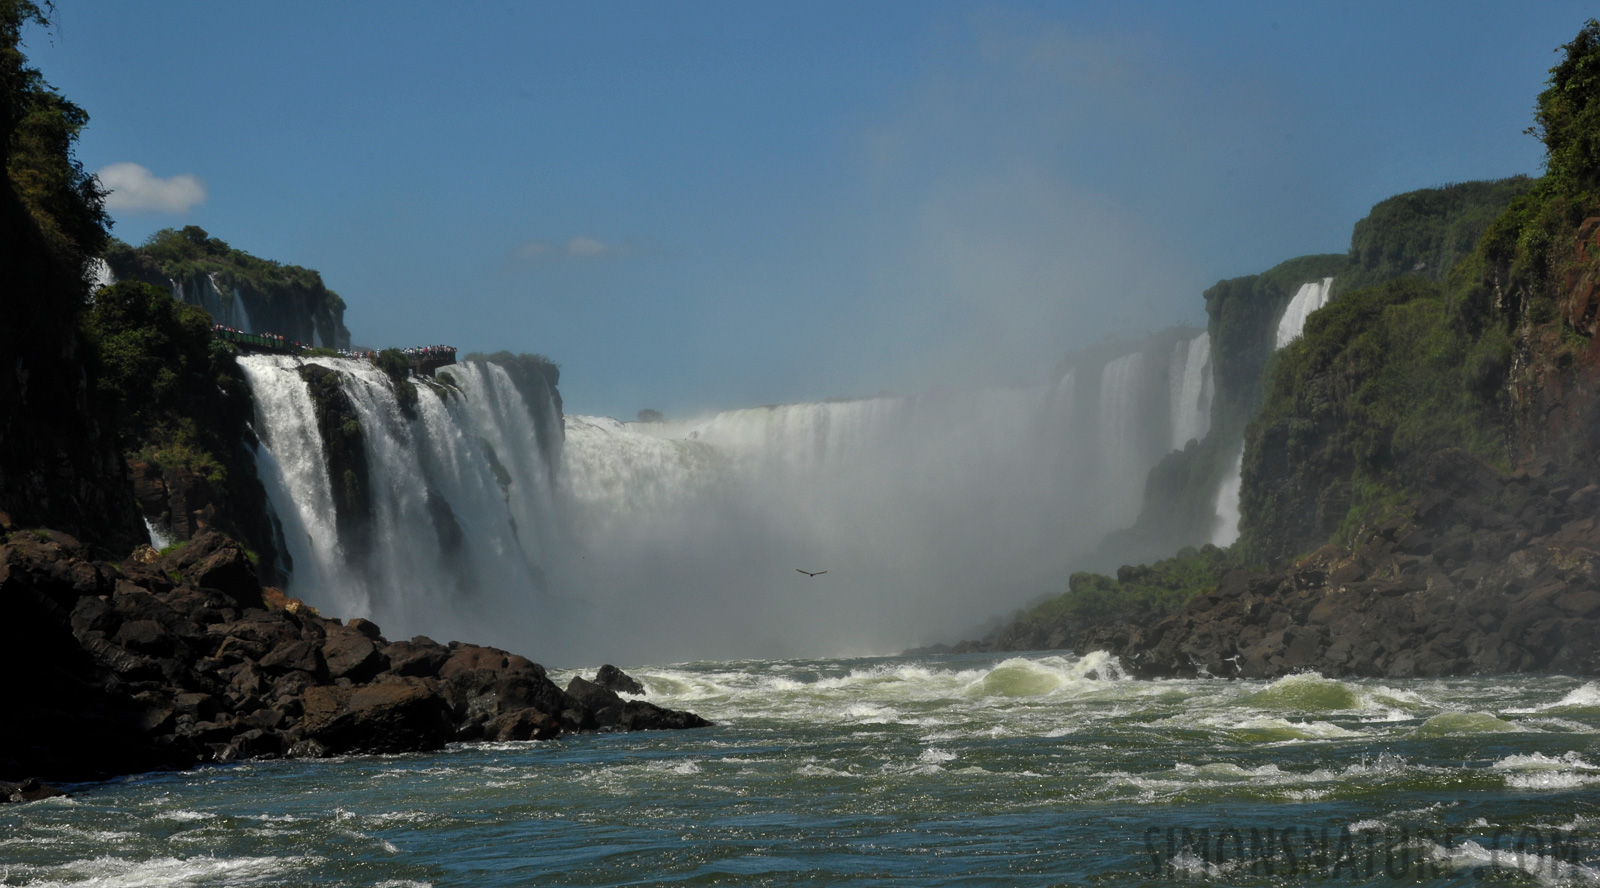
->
[28, 2, 1591, 417]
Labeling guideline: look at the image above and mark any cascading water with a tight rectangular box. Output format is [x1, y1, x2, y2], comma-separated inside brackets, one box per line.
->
[1209, 278, 1337, 544]
[239, 332, 1220, 663]
[239, 355, 563, 652]
[1274, 276, 1334, 348]
[1167, 331, 1212, 450]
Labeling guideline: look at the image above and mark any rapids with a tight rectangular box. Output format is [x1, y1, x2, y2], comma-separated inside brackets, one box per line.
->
[7, 652, 1599, 886]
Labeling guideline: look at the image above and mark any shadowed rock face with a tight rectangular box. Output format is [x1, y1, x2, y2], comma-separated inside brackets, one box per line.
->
[1082, 449, 1600, 679]
[0, 528, 710, 784]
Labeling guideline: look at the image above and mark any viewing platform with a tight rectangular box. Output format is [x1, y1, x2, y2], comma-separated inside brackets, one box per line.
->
[211, 326, 457, 376]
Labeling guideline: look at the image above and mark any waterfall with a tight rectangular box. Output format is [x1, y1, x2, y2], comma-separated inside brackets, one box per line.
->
[1096, 351, 1145, 485]
[87, 258, 114, 293]
[1210, 446, 1245, 547]
[239, 335, 1222, 661]
[1209, 277, 1336, 546]
[1274, 277, 1335, 348]
[1168, 331, 1212, 450]
[239, 355, 562, 651]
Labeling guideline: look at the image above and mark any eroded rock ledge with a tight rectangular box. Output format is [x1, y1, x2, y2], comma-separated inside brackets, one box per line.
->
[0, 528, 708, 786]
[1082, 449, 1600, 679]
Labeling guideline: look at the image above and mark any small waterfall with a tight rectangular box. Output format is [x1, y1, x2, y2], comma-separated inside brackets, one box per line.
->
[230, 280, 254, 334]
[143, 518, 175, 551]
[1168, 331, 1212, 450]
[1202, 278, 1338, 546]
[1274, 277, 1335, 348]
[1097, 351, 1145, 485]
[87, 258, 114, 293]
[1210, 446, 1244, 547]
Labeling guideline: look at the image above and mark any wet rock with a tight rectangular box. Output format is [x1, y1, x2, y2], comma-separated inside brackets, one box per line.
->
[382, 639, 450, 678]
[595, 664, 645, 695]
[298, 678, 454, 755]
[484, 708, 560, 741]
[0, 778, 66, 803]
[321, 624, 385, 683]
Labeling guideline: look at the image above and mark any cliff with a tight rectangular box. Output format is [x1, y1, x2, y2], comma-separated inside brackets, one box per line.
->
[1088, 21, 1600, 677]
[104, 226, 352, 350]
[0, 2, 140, 551]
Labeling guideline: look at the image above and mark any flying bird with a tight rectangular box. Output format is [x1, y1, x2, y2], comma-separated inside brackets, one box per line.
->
[796, 569, 827, 578]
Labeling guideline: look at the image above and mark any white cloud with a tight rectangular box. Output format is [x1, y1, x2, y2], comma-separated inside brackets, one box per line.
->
[509, 235, 639, 264]
[96, 162, 206, 213]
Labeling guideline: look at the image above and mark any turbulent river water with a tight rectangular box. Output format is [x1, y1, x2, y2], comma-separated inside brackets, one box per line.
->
[6, 652, 1600, 886]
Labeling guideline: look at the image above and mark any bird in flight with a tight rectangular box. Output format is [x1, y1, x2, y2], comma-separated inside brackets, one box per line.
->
[796, 569, 827, 578]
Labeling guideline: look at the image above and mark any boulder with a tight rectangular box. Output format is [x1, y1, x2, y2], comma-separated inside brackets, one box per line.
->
[595, 664, 645, 695]
[321, 624, 386, 682]
[484, 708, 560, 741]
[297, 678, 454, 755]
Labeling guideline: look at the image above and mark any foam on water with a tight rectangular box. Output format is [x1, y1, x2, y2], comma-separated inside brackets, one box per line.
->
[1413, 711, 1526, 737]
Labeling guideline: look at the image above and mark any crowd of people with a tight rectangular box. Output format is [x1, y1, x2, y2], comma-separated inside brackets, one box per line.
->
[210, 325, 456, 366]
[404, 345, 457, 361]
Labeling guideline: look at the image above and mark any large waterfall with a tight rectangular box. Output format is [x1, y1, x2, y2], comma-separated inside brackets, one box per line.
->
[240, 330, 1215, 663]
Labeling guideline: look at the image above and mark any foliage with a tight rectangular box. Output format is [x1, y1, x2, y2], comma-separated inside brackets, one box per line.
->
[2, 0, 106, 282]
[1530, 20, 1600, 203]
[1239, 278, 1511, 558]
[109, 226, 344, 313]
[82, 279, 259, 486]
[1013, 545, 1242, 632]
[374, 348, 419, 418]
[1345, 178, 1535, 290]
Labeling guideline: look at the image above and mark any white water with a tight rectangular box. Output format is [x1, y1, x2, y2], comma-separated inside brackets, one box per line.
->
[240, 333, 1218, 662]
[143, 517, 174, 551]
[1168, 331, 1212, 450]
[1275, 276, 1335, 348]
[1208, 278, 1337, 544]
[86, 258, 114, 293]
[1211, 445, 1245, 547]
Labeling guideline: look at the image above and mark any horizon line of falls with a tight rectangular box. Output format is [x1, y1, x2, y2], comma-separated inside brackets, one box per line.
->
[239, 332, 1213, 665]
[1210, 276, 1336, 546]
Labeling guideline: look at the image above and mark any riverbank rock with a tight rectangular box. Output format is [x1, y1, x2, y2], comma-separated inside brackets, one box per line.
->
[0, 527, 712, 786]
[1081, 449, 1600, 679]
[595, 664, 645, 694]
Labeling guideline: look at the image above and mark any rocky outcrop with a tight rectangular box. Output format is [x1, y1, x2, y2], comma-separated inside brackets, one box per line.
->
[1083, 449, 1600, 679]
[297, 365, 372, 561]
[0, 528, 709, 784]
[595, 663, 645, 694]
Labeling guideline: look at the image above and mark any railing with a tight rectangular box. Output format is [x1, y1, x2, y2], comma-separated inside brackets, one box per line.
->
[211, 326, 457, 374]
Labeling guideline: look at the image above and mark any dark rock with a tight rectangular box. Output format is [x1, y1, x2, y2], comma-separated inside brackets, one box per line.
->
[345, 617, 384, 641]
[595, 664, 645, 695]
[382, 639, 450, 678]
[566, 676, 625, 729]
[298, 678, 454, 755]
[321, 625, 385, 683]
[0, 778, 66, 803]
[484, 708, 560, 741]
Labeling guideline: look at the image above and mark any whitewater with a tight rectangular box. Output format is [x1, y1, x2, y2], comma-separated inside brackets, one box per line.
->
[6, 651, 1599, 885]
[235, 328, 1215, 665]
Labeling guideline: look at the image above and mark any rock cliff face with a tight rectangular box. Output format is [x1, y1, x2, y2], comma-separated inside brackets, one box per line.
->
[1084, 449, 1600, 678]
[0, 528, 707, 783]
[104, 229, 351, 349]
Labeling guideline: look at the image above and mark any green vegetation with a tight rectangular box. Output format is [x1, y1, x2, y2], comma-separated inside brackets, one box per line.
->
[374, 348, 419, 418]
[1236, 21, 1600, 561]
[1010, 545, 1242, 635]
[2, 1, 105, 279]
[103, 226, 351, 349]
[1344, 178, 1535, 291]
[85, 281, 251, 465]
